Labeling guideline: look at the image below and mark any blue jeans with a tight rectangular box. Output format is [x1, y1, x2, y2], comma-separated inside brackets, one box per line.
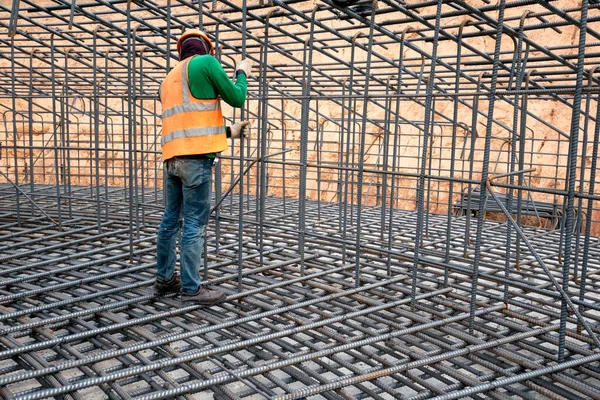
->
[156, 156, 213, 294]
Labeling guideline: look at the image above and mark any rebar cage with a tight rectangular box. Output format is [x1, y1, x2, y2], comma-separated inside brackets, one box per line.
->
[1, 0, 600, 399]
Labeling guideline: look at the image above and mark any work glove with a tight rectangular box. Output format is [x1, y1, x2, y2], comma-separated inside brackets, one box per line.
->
[230, 121, 250, 139]
[236, 58, 254, 78]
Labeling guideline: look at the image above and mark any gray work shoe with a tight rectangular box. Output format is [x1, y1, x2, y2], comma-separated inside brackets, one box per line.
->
[154, 273, 181, 296]
[181, 286, 227, 306]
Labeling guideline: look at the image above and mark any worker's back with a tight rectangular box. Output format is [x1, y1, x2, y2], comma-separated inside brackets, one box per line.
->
[160, 56, 230, 160]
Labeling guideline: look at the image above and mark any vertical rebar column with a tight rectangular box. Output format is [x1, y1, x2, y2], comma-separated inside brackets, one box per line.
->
[254, 58, 264, 252]
[445, 22, 468, 283]
[93, 28, 101, 232]
[504, 16, 529, 303]
[104, 51, 111, 221]
[214, 158, 222, 256]
[163, 0, 172, 212]
[380, 77, 392, 236]
[259, 11, 275, 269]
[412, 0, 443, 308]
[238, 0, 248, 290]
[210, 21, 222, 258]
[469, 0, 506, 333]
[558, 0, 589, 362]
[10, 34, 21, 226]
[573, 73, 593, 280]
[424, 96, 436, 238]
[342, 34, 361, 264]
[354, 0, 378, 287]
[243, 2, 251, 213]
[281, 97, 286, 213]
[212, 13, 222, 257]
[516, 71, 533, 271]
[50, 34, 63, 229]
[386, 29, 406, 277]
[133, 25, 141, 240]
[139, 47, 147, 226]
[463, 74, 484, 257]
[62, 50, 73, 218]
[8, 0, 20, 37]
[338, 81, 346, 233]
[298, 6, 317, 274]
[28, 50, 36, 216]
[127, 0, 135, 262]
[254, 50, 263, 234]
[121, 97, 127, 202]
[316, 111, 322, 220]
[166, 0, 171, 72]
[198, 0, 204, 30]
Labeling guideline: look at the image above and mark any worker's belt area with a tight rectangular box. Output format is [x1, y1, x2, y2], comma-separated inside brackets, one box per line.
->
[170, 154, 213, 160]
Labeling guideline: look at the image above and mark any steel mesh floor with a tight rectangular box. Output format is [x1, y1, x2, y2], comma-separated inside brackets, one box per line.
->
[1, 186, 600, 400]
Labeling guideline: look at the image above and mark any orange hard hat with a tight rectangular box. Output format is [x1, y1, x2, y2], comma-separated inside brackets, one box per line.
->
[176, 29, 215, 56]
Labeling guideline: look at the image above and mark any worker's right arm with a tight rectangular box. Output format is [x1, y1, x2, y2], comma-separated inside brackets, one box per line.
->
[205, 57, 248, 108]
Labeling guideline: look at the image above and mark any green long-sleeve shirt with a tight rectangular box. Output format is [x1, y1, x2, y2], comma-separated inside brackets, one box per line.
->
[187, 55, 247, 107]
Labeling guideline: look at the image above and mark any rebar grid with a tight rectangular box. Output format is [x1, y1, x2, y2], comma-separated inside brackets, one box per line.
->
[2, 0, 600, 399]
[1, 192, 600, 399]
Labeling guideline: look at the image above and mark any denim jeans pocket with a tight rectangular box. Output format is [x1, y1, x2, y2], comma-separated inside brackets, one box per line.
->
[178, 158, 213, 188]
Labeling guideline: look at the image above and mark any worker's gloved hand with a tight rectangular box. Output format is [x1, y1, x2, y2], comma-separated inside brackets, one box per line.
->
[230, 121, 250, 139]
[236, 58, 253, 78]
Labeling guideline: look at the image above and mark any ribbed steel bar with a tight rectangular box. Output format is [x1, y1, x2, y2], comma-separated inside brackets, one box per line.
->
[468, 0, 506, 335]
[413, 0, 443, 312]
[354, 1, 378, 287]
[557, 0, 591, 362]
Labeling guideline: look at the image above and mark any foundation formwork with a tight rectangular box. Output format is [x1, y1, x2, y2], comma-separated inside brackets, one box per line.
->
[2, 1, 600, 399]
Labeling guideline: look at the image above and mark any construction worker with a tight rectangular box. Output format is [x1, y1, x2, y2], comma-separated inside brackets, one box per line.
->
[154, 29, 252, 305]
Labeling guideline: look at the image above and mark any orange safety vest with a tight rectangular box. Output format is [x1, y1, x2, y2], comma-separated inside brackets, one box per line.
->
[160, 57, 227, 160]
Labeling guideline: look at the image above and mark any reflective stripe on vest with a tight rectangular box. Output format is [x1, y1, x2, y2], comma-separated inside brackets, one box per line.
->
[161, 126, 224, 146]
[160, 57, 228, 160]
